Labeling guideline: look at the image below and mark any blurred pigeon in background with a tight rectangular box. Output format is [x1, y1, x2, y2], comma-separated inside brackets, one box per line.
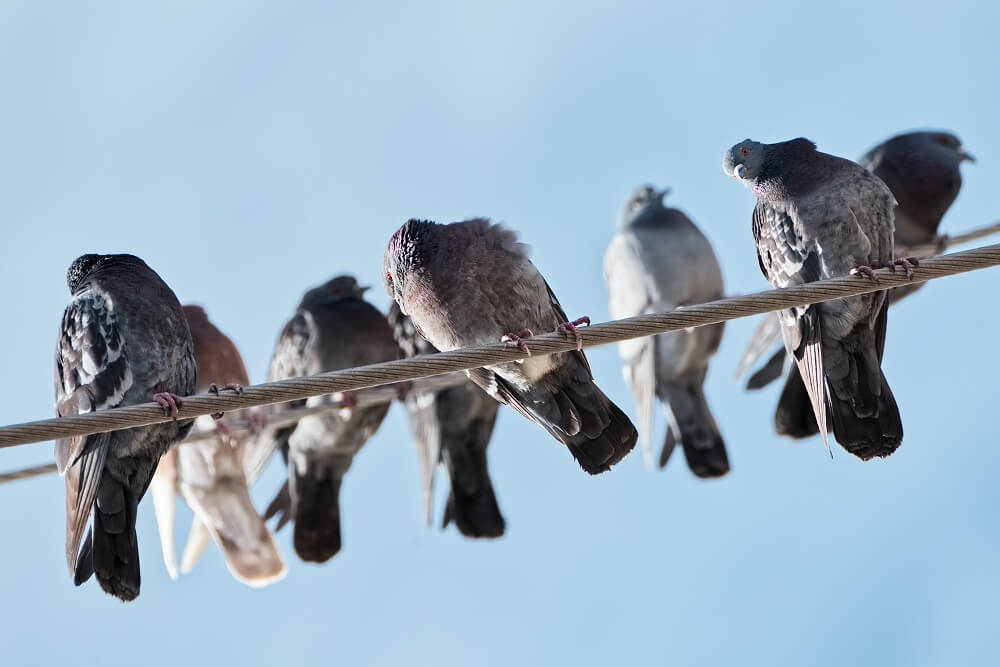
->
[604, 186, 729, 477]
[723, 138, 904, 459]
[388, 303, 505, 538]
[262, 276, 401, 563]
[150, 305, 286, 588]
[737, 129, 975, 392]
[55, 253, 195, 601]
[383, 218, 637, 475]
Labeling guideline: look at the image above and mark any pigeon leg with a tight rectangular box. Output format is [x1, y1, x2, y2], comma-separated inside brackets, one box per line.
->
[850, 263, 880, 284]
[889, 256, 919, 280]
[393, 380, 413, 400]
[153, 392, 185, 417]
[208, 383, 244, 420]
[501, 329, 534, 356]
[557, 316, 591, 351]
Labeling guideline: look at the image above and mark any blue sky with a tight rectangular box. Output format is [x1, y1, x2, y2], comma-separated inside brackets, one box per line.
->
[1, 1, 998, 665]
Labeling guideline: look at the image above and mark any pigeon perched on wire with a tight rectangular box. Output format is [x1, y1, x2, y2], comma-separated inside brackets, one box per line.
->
[54, 253, 196, 601]
[737, 131, 975, 437]
[262, 276, 401, 563]
[150, 305, 286, 588]
[604, 186, 729, 476]
[738, 129, 975, 391]
[723, 138, 906, 459]
[387, 303, 505, 538]
[383, 218, 637, 474]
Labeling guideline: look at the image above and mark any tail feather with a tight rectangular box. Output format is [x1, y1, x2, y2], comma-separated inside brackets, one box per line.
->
[182, 482, 287, 587]
[829, 367, 903, 460]
[86, 474, 141, 601]
[289, 467, 343, 563]
[440, 435, 504, 539]
[774, 366, 821, 439]
[564, 397, 638, 475]
[659, 381, 729, 478]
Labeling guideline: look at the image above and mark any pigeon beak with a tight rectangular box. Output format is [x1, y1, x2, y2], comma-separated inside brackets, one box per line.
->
[657, 188, 672, 202]
[959, 147, 976, 163]
[359, 285, 372, 293]
[733, 164, 747, 179]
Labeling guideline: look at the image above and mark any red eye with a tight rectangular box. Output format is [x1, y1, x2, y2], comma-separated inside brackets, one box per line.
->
[386, 272, 393, 284]
[740, 147, 750, 157]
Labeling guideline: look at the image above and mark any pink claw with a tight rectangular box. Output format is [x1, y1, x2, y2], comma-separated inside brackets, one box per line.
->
[850, 264, 880, 284]
[394, 380, 413, 400]
[153, 392, 184, 417]
[501, 329, 534, 356]
[558, 316, 591, 351]
[890, 256, 919, 280]
[337, 391, 358, 409]
[208, 383, 243, 420]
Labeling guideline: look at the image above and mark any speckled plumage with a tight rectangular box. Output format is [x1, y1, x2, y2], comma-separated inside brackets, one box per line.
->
[55, 253, 195, 601]
[384, 218, 637, 474]
[262, 276, 400, 563]
[724, 138, 903, 459]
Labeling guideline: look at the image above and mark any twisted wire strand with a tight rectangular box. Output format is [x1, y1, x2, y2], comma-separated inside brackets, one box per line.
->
[0, 242, 997, 455]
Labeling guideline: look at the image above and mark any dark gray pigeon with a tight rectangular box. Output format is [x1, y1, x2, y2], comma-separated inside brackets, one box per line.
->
[604, 186, 728, 477]
[739, 129, 975, 393]
[54, 253, 196, 601]
[861, 130, 973, 250]
[387, 303, 505, 538]
[741, 130, 974, 437]
[383, 218, 637, 475]
[262, 276, 400, 563]
[723, 138, 904, 459]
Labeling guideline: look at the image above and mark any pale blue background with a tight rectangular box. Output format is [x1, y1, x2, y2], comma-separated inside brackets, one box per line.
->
[1, 2, 998, 665]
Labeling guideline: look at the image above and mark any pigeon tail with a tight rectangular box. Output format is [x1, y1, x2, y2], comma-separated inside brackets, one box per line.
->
[75, 474, 142, 602]
[290, 467, 344, 563]
[774, 366, 821, 439]
[564, 396, 638, 475]
[440, 435, 505, 538]
[658, 381, 729, 478]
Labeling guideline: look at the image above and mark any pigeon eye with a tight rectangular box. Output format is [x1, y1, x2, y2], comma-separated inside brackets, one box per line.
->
[740, 147, 750, 157]
[386, 272, 393, 284]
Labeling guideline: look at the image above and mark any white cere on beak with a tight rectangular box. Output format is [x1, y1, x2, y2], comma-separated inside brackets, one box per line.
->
[734, 164, 747, 179]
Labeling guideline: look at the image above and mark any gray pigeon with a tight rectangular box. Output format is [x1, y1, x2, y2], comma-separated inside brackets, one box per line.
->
[262, 276, 401, 563]
[383, 218, 637, 474]
[723, 138, 904, 459]
[387, 303, 505, 538]
[743, 130, 974, 437]
[54, 253, 196, 601]
[740, 129, 975, 392]
[604, 186, 728, 477]
[150, 305, 286, 588]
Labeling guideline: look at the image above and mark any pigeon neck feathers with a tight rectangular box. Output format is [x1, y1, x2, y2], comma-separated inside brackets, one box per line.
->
[753, 138, 845, 202]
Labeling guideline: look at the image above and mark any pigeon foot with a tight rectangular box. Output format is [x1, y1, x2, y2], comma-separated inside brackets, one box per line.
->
[557, 316, 591, 351]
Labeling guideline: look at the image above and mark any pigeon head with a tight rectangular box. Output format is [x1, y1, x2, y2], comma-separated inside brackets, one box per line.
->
[618, 185, 671, 227]
[301, 275, 369, 307]
[722, 139, 767, 185]
[383, 219, 435, 312]
[182, 304, 209, 323]
[66, 254, 105, 293]
[901, 131, 975, 165]
[66, 253, 152, 294]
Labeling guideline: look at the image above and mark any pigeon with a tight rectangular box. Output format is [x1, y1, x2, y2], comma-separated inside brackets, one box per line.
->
[604, 186, 729, 477]
[149, 305, 286, 587]
[739, 130, 975, 393]
[54, 253, 196, 601]
[723, 138, 904, 459]
[262, 276, 400, 563]
[383, 218, 637, 474]
[387, 303, 505, 538]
